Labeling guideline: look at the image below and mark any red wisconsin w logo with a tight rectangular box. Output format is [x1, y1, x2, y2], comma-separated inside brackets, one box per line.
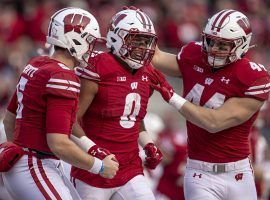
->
[63, 14, 91, 34]
[235, 173, 243, 181]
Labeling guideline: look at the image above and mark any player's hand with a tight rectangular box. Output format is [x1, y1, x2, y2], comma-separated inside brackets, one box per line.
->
[100, 154, 119, 179]
[88, 145, 111, 160]
[143, 143, 163, 170]
[146, 67, 174, 102]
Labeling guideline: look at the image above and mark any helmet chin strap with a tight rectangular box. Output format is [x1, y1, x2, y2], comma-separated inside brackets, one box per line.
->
[208, 56, 227, 68]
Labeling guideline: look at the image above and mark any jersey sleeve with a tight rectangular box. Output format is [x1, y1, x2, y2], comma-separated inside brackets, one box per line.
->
[176, 44, 189, 66]
[7, 92, 18, 114]
[45, 71, 80, 100]
[237, 61, 270, 101]
[176, 42, 202, 77]
[46, 96, 77, 135]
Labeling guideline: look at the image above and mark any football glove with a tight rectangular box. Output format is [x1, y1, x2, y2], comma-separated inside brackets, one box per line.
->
[143, 143, 163, 170]
[88, 145, 111, 160]
[146, 67, 174, 102]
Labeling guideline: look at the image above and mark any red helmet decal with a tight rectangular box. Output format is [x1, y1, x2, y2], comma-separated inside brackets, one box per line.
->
[237, 18, 252, 35]
[113, 14, 127, 27]
[63, 14, 91, 34]
[136, 10, 152, 30]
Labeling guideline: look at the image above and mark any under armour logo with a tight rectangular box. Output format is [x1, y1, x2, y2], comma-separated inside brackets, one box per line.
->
[205, 78, 214, 85]
[221, 76, 230, 84]
[235, 173, 243, 181]
[193, 173, 202, 178]
[96, 148, 106, 155]
[142, 75, 148, 81]
[90, 150, 96, 156]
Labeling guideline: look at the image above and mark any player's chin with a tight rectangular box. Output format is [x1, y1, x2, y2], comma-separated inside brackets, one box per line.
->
[208, 57, 227, 68]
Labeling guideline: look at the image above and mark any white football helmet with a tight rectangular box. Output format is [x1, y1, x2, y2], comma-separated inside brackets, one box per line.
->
[202, 9, 252, 68]
[46, 7, 101, 65]
[106, 6, 157, 69]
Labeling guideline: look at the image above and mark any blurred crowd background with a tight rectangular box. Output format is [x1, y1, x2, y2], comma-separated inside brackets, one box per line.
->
[0, 0, 270, 199]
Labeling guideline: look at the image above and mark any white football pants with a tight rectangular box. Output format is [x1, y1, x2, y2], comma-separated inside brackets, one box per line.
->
[184, 158, 257, 200]
[74, 174, 155, 200]
[2, 154, 81, 200]
[0, 173, 13, 200]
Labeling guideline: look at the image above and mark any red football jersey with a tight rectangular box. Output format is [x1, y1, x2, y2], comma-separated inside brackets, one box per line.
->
[177, 42, 270, 163]
[72, 52, 154, 188]
[7, 56, 80, 153]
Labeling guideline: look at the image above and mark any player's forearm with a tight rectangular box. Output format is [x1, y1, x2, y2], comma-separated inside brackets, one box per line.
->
[72, 121, 87, 138]
[179, 102, 229, 133]
[47, 134, 95, 170]
[168, 92, 243, 132]
[180, 97, 264, 133]
[152, 48, 181, 77]
[139, 131, 154, 147]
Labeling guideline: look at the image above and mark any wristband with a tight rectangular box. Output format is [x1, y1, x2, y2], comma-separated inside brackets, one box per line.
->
[169, 93, 187, 110]
[70, 135, 95, 152]
[88, 157, 103, 174]
[99, 161, 104, 174]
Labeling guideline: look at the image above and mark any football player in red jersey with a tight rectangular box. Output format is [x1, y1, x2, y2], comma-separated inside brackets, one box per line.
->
[149, 9, 270, 200]
[1, 7, 119, 200]
[71, 6, 162, 200]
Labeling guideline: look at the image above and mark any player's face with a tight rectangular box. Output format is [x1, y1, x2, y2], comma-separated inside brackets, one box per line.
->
[125, 34, 153, 61]
[207, 38, 234, 57]
[205, 37, 235, 68]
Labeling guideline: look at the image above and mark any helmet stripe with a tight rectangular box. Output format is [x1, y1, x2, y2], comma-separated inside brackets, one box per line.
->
[237, 18, 252, 35]
[137, 11, 147, 29]
[211, 10, 227, 31]
[216, 10, 236, 32]
[113, 14, 127, 27]
[145, 13, 152, 31]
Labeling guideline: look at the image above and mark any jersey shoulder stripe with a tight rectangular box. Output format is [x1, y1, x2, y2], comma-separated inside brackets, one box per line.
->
[46, 78, 80, 93]
[75, 67, 100, 81]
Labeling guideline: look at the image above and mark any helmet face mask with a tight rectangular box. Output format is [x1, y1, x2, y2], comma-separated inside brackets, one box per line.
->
[202, 9, 252, 68]
[202, 34, 237, 67]
[106, 7, 157, 69]
[120, 32, 157, 67]
[46, 7, 102, 66]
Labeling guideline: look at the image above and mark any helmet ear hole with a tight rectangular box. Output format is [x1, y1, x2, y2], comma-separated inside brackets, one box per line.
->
[73, 39, 81, 45]
[111, 37, 116, 43]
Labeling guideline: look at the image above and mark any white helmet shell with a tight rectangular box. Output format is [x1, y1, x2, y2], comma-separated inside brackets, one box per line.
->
[202, 9, 252, 67]
[46, 7, 101, 64]
[106, 7, 157, 69]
